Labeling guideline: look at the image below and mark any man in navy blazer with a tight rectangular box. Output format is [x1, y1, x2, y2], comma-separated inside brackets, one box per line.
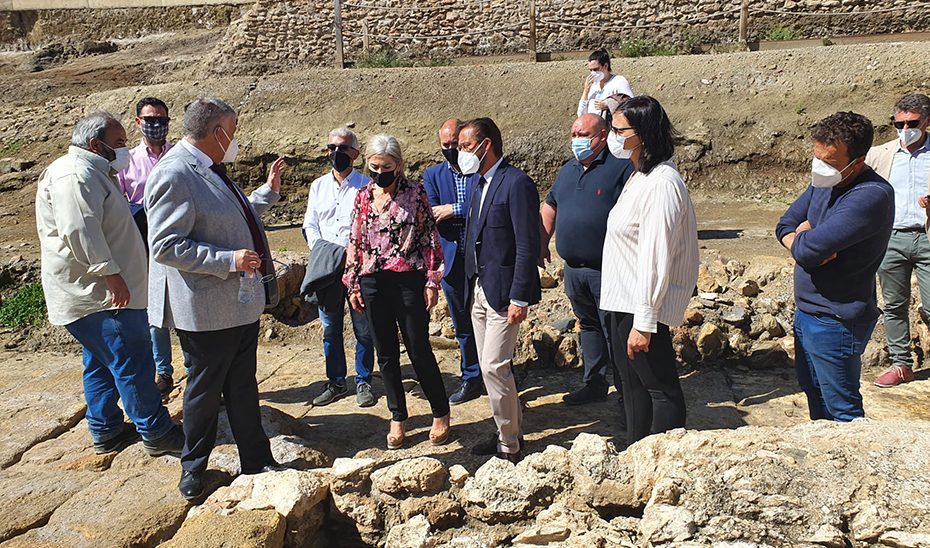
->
[423, 119, 483, 405]
[461, 117, 540, 462]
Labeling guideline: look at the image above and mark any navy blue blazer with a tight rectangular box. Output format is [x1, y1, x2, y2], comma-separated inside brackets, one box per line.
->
[465, 160, 541, 313]
[423, 161, 478, 278]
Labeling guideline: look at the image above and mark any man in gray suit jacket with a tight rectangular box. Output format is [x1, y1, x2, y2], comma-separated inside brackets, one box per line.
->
[145, 98, 285, 500]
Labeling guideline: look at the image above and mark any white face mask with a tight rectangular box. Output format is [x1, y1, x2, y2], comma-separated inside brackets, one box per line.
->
[591, 71, 604, 83]
[458, 140, 488, 175]
[607, 131, 634, 160]
[100, 141, 131, 173]
[217, 126, 239, 164]
[898, 127, 923, 147]
[811, 157, 855, 188]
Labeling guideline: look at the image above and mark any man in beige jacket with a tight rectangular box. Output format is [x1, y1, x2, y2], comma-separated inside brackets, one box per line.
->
[36, 111, 183, 456]
[866, 93, 930, 387]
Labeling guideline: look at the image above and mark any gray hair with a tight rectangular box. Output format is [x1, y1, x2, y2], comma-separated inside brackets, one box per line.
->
[329, 127, 359, 150]
[183, 98, 237, 141]
[365, 134, 403, 162]
[894, 93, 930, 119]
[71, 111, 120, 150]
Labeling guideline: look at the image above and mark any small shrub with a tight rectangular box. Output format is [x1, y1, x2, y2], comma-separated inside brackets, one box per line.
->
[0, 141, 22, 156]
[278, 247, 288, 252]
[0, 283, 47, 328]
[794, 104, 806, 115]
[355, 50, 409, 69]
[619, 39, 677, 58]
[822, 36, 833, 46]
[763, 24, 802, 41]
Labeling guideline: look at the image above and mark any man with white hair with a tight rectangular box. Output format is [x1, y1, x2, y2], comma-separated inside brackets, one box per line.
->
[36, 111, 183, 458]
[303, 127, 376, 408]
[146, 98, 286, 500]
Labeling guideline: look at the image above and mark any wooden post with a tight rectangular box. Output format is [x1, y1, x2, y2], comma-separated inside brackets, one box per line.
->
[738, 0, 749, 50]
[334, 0, 345, 68]
[528, 0, 537, 62]
[362, 17, 369, 53]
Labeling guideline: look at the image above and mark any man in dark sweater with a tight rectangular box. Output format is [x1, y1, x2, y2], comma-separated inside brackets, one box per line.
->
[776, 111, 894, 422]
[539, 114, 634, 407]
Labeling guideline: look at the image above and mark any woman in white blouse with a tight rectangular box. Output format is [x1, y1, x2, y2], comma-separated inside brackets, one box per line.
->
[600, 96, 700, 445]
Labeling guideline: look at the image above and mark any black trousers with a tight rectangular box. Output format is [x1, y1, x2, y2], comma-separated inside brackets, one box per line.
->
[176, 320, 273, 473]
[607, 311, 686, 443]
[359, 270, 450, 422]
[563, 264, 617, 396]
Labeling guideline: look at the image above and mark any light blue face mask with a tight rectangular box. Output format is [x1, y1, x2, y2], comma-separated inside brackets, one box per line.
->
[571, 137, 594, 161]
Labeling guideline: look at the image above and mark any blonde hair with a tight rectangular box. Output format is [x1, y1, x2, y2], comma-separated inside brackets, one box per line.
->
[365, 134, 403, 162]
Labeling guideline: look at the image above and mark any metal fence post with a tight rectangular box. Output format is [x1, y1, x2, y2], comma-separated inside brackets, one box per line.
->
[335, 0, 345, 68]
[528, 0, 537, 61]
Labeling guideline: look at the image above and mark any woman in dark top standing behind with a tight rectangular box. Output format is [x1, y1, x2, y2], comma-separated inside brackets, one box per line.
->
[344, 134, 451, 450]
[599, 96, 700, 445]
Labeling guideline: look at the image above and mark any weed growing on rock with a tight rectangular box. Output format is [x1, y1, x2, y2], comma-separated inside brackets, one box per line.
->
[619, 39, 677, 58]
[355, 50, 453, 69]
[0, 283, 46, 328]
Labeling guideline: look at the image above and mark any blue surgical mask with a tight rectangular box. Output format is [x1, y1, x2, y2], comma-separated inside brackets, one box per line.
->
[571, 137, 594, 161]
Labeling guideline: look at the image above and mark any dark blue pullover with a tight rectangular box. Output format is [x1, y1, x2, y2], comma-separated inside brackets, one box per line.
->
[775, 168, 894, 324]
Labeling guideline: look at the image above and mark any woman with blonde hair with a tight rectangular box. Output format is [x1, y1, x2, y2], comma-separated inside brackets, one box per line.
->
[344, 134, 451, 449]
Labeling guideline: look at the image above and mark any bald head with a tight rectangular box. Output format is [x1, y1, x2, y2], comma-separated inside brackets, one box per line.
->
[439, 119, 462, 150]
[573, 114, 607, 136]
[571, 114, 609, 165]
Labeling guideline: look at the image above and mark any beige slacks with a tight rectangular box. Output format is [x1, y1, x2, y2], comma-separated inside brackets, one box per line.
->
[471, 280, 523, 454]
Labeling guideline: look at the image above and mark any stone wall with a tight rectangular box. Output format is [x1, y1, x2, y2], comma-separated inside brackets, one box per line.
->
[0, 4, 246, 49]
[210, 0, 930, 72]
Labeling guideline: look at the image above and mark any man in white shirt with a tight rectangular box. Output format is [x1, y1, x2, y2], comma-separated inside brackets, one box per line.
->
[36, 111, 183, 458]
[867, 93, 930, 387]
[577, 49, 635, 119]
[303, 128, 376, 408]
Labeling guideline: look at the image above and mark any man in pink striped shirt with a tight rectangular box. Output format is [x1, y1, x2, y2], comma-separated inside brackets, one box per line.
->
[116, 97, 175, 397]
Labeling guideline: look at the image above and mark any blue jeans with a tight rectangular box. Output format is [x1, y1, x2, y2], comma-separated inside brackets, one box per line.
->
[793, 309, 876, 422]
[65, 309, 175, 443]
[150, 325, 173, 376]
[441, 252, 481, 382]
[318, 281, 374, 385]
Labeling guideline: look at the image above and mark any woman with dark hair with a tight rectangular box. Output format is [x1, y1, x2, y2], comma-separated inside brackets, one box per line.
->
[599, 95, 700, 445]
[344, 134, 451, 450]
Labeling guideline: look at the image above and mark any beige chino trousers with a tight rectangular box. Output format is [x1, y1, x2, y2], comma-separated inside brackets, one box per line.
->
[471, 280, 523, 454]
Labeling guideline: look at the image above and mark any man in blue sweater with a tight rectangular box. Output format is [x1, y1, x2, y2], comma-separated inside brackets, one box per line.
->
[776, 111, 894, 422]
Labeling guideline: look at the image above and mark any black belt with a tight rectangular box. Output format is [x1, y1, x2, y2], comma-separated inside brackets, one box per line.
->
[895, 227, 926, 233]
[566, 261, 601, 270]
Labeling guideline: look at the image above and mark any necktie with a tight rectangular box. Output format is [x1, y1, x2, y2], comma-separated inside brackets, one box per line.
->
[210, 163, 269, 276]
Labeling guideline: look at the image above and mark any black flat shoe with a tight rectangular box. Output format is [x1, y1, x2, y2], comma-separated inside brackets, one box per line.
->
[495, 450, 522, 464]
[472, 431, 524, 456]
[562, 384, 608, 406]
[178, 470, 204, 501]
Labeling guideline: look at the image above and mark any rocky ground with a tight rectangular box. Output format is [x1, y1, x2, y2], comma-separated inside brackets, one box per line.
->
[1, 21, 930, 548]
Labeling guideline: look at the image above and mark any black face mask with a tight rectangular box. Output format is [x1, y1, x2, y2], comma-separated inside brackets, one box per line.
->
[441, 148, 459, 169]
[371, 169, 395, 188]
[329, 150, 352, 173]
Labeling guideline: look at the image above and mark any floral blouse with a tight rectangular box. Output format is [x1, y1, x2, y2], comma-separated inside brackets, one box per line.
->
[343, 176, 444, 293]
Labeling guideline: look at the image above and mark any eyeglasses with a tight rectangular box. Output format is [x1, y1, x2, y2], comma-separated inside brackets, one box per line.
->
[892, 119, 922, 130]
[257, 257, 291, 284]
[610, 126, 634, 135]
[326, 144, 356, 152]
[141, 116, 170, 125]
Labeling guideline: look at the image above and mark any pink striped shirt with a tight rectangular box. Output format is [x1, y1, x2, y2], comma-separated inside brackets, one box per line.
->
[116, 142, 173, 204]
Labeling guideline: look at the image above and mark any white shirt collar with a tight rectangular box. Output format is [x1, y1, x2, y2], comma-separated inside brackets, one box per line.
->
[181, 138, 215, 168]
[482, 157, 505, 183]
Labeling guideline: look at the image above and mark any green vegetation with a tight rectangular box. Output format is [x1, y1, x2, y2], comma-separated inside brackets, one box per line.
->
[354, 50, 453, 69]
[794, 104, 806, 115]
[822, 36, 834, 46]
[618, 39, 677, 58]
[0, 140, 22, 156]
[0, 283, 47, 328]
[763, 24, 802, 41]
[278, 247, 288, 252]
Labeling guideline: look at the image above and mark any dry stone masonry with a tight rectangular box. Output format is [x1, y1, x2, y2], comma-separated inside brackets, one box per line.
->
[207, 0, 930, 72]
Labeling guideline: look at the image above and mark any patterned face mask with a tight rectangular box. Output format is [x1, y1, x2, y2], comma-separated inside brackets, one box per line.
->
[141, 117, 169, 144]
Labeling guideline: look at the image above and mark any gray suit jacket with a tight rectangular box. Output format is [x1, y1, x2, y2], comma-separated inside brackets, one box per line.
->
[144, 143, 280, 332]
